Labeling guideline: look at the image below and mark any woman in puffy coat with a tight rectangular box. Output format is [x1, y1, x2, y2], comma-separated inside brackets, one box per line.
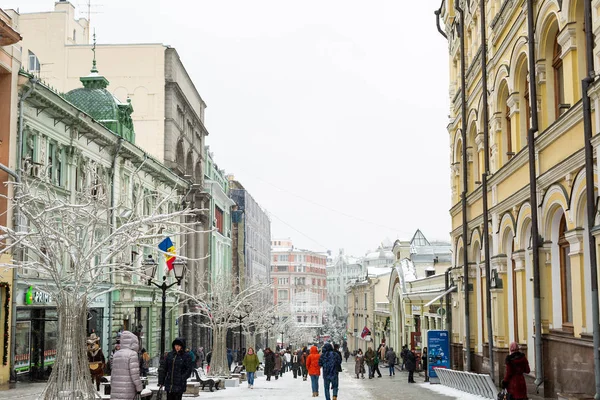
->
[305, 346, 321, 397]
[354, 349, 365, 379]
[502, 342, 530, 400]
[274, 352, 282, 380]
[159, 338, 193, 400]
[110, 330, 143, 400]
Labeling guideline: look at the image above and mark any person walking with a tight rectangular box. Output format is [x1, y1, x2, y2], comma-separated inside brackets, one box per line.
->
[285, 350, 292, 372]
[372, 349, 382, 378]
[386, 347, 397, 377]
[196, 347, 205, 369]
[306, 346, 321, 397]
[319, 343, 342, 400]
[139, 348, 150, 377]
[158, 338, 194, 400]
[404, 349, 416, 383]
[365, 347, 375, 379]
[274, 351, 282, 380]
[300, 347, 309, 381]
[257, 348, 264, 366]
[206, 350, 212, 374]
[264, 348, 275, 381]
[333, 344, 343, 374]
[400, 345, 409, 370]
[87, 333, 106, 391]
[292, 350, 300, 378]
[422, 347, 429, 382]
[226, 348, 233, 371]
[110, 330, 143, 400]
[344, 348, 350, 363]
[502, 342, 530, 400]
[377, 340, 387, 366]
[354, 349, 365, 379]
[243, 347, 260, 389]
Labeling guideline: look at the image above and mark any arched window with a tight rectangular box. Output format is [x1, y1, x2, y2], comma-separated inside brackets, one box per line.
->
[506, 104, 513, 158]
[558, 215, 573, 330]
[553, 37, 565, 117]
[176, 140, 185, 172]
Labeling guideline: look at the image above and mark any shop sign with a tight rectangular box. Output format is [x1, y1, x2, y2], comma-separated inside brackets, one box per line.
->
[133, 296, 153, 303]
[412, 305, 421, 314]
[25, 286, 52, 304]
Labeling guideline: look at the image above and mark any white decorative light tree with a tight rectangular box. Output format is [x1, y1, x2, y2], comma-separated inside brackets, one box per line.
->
[0, 170, 201, 399]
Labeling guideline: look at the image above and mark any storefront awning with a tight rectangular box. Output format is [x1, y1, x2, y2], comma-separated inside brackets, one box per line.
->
[423, 286, 456, 308]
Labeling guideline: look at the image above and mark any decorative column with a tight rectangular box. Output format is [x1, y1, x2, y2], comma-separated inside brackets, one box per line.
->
[539, 241, 553, 332]
[512, 250, 527, 344]
[565, 228, 586, 337]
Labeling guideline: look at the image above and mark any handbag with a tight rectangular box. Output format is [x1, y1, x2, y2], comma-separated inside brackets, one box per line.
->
[497, 389, 513, 400]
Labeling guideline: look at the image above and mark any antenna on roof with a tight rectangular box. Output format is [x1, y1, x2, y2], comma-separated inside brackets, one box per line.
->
[78, 0, 103, 24]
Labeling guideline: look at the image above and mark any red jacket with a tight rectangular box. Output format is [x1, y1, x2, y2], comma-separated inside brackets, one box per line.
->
[502, 352, 530, 399]
[306, 346, 321, 376]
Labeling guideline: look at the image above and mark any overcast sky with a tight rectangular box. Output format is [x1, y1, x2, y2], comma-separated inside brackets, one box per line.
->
[7, 0, 451, 257]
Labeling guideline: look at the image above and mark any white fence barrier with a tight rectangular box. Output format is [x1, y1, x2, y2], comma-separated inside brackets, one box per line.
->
[434, 368, 498, 400]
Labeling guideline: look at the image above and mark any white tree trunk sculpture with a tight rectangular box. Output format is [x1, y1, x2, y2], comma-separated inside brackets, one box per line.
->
[0, 170, 203, 399]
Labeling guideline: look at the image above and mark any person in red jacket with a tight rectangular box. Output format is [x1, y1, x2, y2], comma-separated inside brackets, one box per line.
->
[305, 346, 321, 397]
[502, 342, 530, 400]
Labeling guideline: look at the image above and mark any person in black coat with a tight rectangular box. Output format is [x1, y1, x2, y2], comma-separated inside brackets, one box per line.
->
[158, 338, 193, 400]
[264, 348, 275, 381]
[405, 349, 416, 383]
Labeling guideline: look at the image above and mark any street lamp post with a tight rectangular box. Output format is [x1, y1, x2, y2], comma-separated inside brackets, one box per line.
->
[143, 255, 186, 358]
[266, 316, 275, 348]
[236, 304, 252, 353]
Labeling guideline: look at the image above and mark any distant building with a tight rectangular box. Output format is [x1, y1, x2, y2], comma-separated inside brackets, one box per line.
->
[392, 229, 451, 278]
[229, 178, 271, 289]
[326, 249, 364, 318]
[271, 239, 327, 327]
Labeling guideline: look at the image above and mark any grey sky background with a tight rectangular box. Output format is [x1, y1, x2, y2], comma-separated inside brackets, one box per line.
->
[7, 0, 451, 257]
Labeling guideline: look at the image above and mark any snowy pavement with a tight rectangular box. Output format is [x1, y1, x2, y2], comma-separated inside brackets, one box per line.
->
[0, 363, 491, 400]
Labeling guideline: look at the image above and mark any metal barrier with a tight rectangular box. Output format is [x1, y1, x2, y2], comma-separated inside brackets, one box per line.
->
[434, 367, 498, 400]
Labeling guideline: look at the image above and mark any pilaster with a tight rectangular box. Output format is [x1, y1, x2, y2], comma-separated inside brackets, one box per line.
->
[565, 228, 586, 336]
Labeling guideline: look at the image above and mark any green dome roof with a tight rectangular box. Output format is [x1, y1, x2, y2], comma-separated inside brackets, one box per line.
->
[65, 85, 119, 122]
[64, 68, 136, 144]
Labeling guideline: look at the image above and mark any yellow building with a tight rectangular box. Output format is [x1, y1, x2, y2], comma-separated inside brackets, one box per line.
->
[440, 0, 600, 397]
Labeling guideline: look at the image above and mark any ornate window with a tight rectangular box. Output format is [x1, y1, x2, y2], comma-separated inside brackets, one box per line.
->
[558, 215, 573, 331]
[553, 37, 565, 117]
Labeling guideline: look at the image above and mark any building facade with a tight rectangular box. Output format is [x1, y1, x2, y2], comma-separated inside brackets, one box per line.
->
[204, 148, 234, 282]
[440, 0, 600, 397]
[11, 0, 212, 351]
[229, 178, 272, 288]
[271, 239, 327, 327]
[15, 55, 188, 377]
[326, 249, 364, 319]
[0, 7, 22, 385]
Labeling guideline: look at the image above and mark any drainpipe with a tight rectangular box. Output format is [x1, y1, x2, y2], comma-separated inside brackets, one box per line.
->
[582, 1, 600, 398]
[108, 137, 123, 356]
[479, 0, 495, 382]
[10, 80, 36, 381]
[455, 0, 472, 372]
[525, 0, 544, 390]
[445, 267, 453, 338]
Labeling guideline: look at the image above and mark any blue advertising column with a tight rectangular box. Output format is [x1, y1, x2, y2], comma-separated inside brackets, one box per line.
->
[427, 330, 450, 384]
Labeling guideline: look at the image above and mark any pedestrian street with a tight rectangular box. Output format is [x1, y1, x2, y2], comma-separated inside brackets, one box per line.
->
[0, 359, 479, 400]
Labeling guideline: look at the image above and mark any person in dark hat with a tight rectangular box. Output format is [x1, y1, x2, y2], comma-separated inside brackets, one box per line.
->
[86, 332, 105, 391]
[158, 338, 193, 400]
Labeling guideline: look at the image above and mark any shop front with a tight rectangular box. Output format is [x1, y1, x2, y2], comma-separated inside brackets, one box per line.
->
[14, 285, 110, 380]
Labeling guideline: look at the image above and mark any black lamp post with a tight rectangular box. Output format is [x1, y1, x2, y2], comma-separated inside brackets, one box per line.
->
[236, 304, 252, 353]
[143, 255, 186, 358]
[266, 316, 275, 348]
[280, 327, 286, 350]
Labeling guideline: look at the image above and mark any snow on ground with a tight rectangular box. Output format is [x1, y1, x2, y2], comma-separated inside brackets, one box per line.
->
[186, 368, 373, 399]
[419, 382, 489, 400]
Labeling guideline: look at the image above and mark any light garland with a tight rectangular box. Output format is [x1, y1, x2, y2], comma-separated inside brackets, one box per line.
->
[0, 282, 10, 365]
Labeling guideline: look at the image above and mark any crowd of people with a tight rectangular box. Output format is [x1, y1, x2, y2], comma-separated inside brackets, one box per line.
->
[86, 329, 532, 400]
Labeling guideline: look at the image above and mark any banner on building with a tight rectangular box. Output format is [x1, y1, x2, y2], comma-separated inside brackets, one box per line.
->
[427, 330, 450, 383]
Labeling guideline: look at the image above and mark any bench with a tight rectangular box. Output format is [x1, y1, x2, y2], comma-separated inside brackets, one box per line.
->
[191, 368, 222, 392]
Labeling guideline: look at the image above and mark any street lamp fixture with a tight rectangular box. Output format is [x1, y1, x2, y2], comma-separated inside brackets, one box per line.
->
[143, 254, 187, 357]
[236, 303, 252, 353]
